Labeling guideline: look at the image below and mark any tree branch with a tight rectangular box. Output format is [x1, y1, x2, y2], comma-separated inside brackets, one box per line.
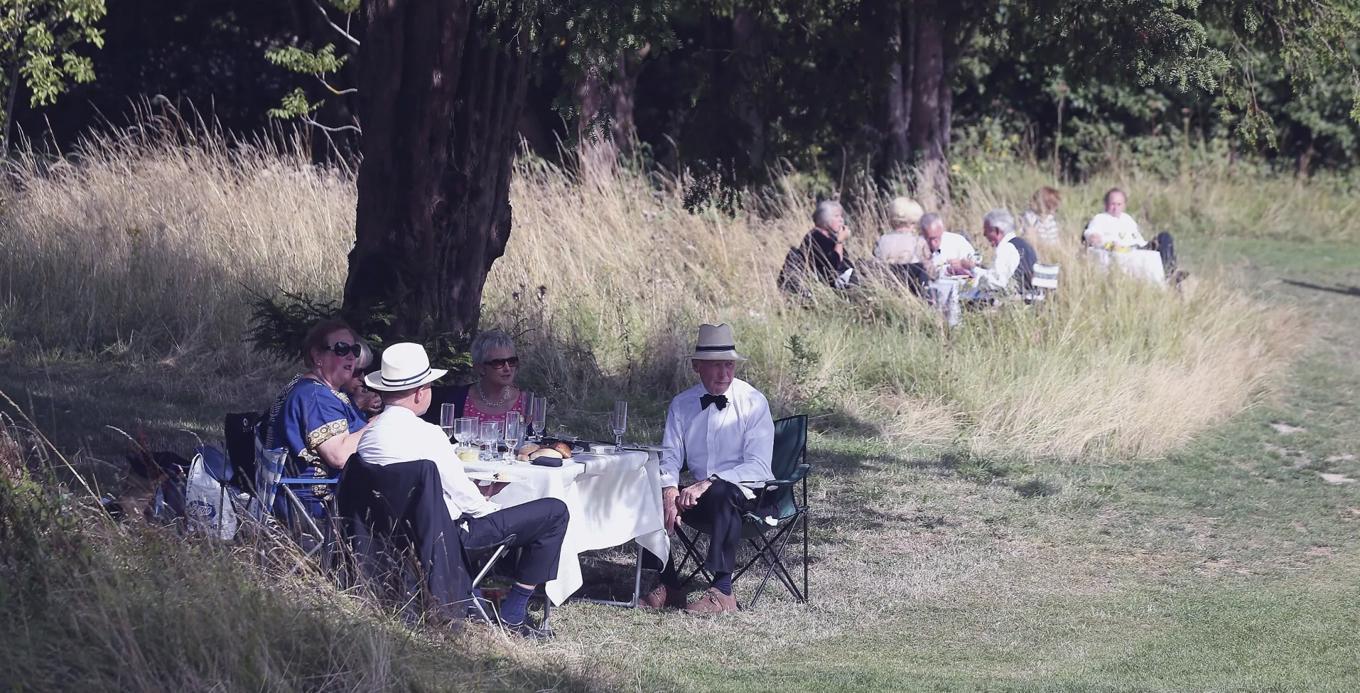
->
[316, 76, 358, 96]
[302, 115, 362, 134]
[313, 0, 361, 47]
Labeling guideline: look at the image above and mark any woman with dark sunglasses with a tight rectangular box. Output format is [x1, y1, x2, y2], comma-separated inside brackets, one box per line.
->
[263, 319, 372, 513]
[424, 329, 528, 427]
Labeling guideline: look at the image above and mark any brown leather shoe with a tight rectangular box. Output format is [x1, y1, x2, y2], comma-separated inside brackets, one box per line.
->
[684, 587, 738, 615]
[639, 583, 687, 610]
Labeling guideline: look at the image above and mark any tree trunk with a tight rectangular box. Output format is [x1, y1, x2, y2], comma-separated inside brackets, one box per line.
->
[575, 46, 646, 170]
[908, 0, 948, 205]
[343, 0, 528, 343]
[729, 8, 764, 174]
[881, 0, 912, 179]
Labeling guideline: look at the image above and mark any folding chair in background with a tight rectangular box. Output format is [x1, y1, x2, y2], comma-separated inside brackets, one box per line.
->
[673, 414, 811, 608]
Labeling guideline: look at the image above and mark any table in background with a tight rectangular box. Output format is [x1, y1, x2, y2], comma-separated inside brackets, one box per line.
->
[465, 449, 669, 605]
[1086, 247, 1166, 285]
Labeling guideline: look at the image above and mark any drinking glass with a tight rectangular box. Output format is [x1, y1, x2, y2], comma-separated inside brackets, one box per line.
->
[478, 421, 501, 461]
[440, 403, 457, 440]
[530, 395, 547, 441]
[504, 411, 523, 455]
[453, 416, 477, 450]
[611, 400, 628, 448]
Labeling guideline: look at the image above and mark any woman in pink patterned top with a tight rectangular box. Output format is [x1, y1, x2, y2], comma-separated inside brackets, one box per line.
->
[461, 329, 528, 424]
[422, 329, 531, 428]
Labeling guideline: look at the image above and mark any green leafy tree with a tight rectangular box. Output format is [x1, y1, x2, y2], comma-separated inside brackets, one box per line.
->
[0, 0, 105, 154]
[263, 0, 360, 139]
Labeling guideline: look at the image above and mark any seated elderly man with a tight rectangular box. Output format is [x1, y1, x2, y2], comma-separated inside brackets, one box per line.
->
[794, 200, 856, 289]
[874, 197, 930, 294]
[951, 209, 1038, 296]
[1084, 187, 1184, 281]
[919, 212, 977, 327]
[357, 342, 568, 638]
[640, 323, 775, 615]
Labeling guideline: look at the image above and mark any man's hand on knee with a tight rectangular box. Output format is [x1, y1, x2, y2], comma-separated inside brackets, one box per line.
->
[677, 479, 713, 511]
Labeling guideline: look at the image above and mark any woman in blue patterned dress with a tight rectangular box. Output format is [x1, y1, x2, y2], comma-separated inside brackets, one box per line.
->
[264, 319, 371, 513]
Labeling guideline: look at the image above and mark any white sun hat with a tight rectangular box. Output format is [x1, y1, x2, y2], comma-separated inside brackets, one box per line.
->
[691, 323, 747, 361]
[364, 342, 448, 391]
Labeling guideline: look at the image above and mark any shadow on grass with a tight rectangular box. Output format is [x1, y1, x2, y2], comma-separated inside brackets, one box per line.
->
[1282, 279, 1360, 298]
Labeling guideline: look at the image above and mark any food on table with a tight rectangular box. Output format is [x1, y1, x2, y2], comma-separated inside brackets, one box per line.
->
[528, 448, 564, 462]
[516, 442, 541, 461]
[549, 441, 573, 458]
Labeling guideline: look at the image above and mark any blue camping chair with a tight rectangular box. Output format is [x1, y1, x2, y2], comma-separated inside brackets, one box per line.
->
[225, 411, 339, 564]
[673, 414, 811, 607]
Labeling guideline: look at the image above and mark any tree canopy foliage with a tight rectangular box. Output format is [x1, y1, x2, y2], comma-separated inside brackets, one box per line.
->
[0, 0, 106, 152]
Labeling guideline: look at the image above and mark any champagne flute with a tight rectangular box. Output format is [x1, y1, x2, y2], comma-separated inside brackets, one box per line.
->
[504, 411, 523, 457]
[478, 420, 501, 461]
[531, 395, 547, 441]
[440, 403, 457, 440]
[453, 416, 477, 451]
[611, 400, 628, 448]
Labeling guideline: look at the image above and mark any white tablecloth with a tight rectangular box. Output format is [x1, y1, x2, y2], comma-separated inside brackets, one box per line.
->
[464, 450, 669, 605]
[1086, 247, 1166, 284]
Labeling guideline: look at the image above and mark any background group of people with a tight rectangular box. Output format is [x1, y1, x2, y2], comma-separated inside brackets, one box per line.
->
[780, 185, 1184, 323]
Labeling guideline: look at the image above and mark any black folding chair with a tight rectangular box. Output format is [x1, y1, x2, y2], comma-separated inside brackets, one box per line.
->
[673, 414, 811, 607]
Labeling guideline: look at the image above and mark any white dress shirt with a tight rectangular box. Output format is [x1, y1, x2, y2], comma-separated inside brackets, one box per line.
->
[929, 231, 977, 272]
[357, 405, 500, 519]
[658, 378, 774, 489]
[976, 232, 1021, 292]
[1084, 212, 1146, 248]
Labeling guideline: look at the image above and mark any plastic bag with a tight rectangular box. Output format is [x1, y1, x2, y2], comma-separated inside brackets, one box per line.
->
[185, 449, 239, 540]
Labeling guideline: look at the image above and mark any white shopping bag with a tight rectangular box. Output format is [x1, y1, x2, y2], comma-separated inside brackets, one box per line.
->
[185, 451, 239, 540]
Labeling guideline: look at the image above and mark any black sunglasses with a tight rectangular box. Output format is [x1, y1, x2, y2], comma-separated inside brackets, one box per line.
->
[326, 341, 362, 358]
[484, 356, 520, 369]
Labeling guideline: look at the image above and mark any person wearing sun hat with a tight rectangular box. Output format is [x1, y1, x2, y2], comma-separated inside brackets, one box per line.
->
[357, 342, 568, 638]
[640, 323, 775, 615]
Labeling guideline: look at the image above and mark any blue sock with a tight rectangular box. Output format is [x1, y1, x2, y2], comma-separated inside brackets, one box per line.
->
[500, 584, 535, 625]
[712, 572, 733, 596]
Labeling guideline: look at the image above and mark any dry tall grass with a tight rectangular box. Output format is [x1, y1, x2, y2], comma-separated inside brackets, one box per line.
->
[0, 119, 1312, 461]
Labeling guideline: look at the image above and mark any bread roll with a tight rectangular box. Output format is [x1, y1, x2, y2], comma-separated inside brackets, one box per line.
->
[550, 441, 573, 458]
[528, 448, 563, 461]
[516, 443, 541, 461]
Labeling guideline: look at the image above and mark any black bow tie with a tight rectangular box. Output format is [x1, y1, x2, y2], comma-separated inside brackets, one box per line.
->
[700, 394, 728, 411]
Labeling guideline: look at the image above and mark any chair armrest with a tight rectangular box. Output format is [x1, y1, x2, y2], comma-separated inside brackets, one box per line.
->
[279, 477, 338, 486]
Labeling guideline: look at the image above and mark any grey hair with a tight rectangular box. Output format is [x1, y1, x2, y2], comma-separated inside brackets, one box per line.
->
[918, 212, 943, 232]
[355, 340, 375, 370]
[983, 209, 1015, 235]
[470, 329, 516, 366]
[812, 200, 843, 227]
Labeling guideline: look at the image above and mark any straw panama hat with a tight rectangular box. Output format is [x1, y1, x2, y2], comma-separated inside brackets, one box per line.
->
[691, 323, 747, 361]
[889, 197, 925, 226]
[364, 342, 448, 391]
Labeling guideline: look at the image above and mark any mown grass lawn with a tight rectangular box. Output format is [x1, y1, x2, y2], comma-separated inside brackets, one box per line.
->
[2, 234, 1358, 691]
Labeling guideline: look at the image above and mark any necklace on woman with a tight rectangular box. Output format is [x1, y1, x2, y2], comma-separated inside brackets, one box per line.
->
[477, 381, 513, 408]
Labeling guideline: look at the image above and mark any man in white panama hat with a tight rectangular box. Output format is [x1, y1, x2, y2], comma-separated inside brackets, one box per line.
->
[357, 342, 568, 638]
[640, 323, 775, 615]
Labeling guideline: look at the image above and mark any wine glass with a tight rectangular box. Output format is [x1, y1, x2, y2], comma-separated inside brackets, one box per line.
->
[504, 411, 523, 456]
[478, 420, 501, 461]
[440, 403, 457, 440]
[531, 395, 547, 441]
[453, 416, 477, 450]
[611, 400, 628, 448]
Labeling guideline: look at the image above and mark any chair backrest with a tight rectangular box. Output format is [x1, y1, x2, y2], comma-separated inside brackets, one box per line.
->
[224, 411, 263, 491]
[337, 455, 471, 622]
[768, 415, 809, 520]
[1032, 263, 1060, 290]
